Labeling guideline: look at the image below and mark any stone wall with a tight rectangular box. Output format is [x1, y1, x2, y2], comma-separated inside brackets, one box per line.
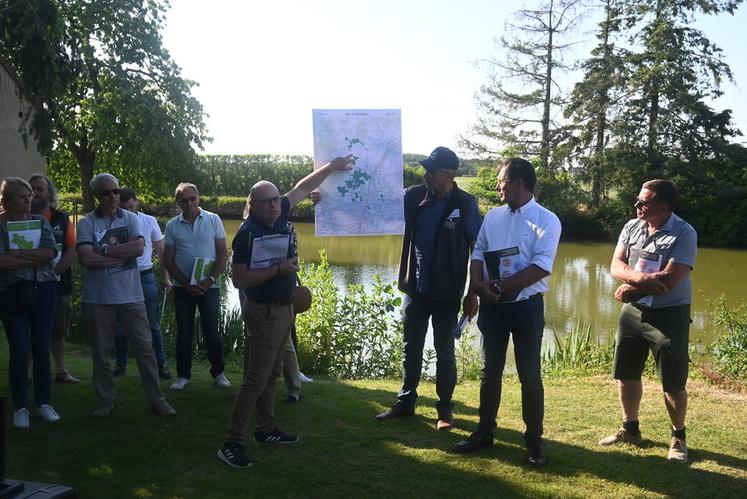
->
[0, 64, 46, 180]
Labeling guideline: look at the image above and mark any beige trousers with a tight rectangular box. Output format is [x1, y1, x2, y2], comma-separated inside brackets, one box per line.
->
[84, 302, 165, 409]
[225, 301, 294, 444]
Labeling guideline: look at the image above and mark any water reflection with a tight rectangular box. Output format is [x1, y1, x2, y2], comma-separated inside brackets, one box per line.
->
[222, 219, 747, 344]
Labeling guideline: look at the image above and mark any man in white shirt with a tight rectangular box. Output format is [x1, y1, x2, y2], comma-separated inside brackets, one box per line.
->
[112, 187, 172, 379]
[452, 158, 561, 467]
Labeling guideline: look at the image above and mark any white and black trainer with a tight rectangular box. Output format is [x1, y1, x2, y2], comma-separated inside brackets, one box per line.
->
[254, 428, 299, 444]
[217, 443, 253, 469]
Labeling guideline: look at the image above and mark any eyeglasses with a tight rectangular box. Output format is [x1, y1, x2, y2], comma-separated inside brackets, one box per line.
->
[634, 198, 653, 209]
[252, 196, 280, 206]
[99, 189, 120, 197]
[178, 195, 198, 204]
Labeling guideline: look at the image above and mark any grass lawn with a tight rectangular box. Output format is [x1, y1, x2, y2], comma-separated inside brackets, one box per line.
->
[3, 343, 746, 498]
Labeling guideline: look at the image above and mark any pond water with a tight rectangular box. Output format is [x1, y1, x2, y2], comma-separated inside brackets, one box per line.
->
[223, 219, 747, 346]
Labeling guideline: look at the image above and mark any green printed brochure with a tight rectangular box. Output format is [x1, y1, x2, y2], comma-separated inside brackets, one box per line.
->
[191, 257, 215, 285]
[7, 219, 42, 250]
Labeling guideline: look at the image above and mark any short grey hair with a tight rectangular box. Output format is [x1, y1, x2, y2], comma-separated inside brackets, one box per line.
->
[175, 182, 199, 199]
[90, 173, 119, 191]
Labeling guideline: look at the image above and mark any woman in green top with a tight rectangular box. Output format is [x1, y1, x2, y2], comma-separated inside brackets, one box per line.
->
[0, 177, 61, 429]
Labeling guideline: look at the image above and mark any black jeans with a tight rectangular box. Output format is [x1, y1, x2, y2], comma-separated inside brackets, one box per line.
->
[173, 287, 224, 379]
[476, 293, 545, 445]
[397, 293, 460, 411]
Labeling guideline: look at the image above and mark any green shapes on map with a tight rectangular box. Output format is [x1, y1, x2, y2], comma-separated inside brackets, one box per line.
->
[337, 169, 371, 202]
[11, 233, 34, 249]
[345, 136, 363, 161]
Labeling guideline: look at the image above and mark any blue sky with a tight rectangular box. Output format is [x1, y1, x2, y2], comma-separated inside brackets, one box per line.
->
[162, 0, 746, 157]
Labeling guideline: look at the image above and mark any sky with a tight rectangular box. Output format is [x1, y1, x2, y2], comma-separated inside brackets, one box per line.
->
[161, 0, 747, 157]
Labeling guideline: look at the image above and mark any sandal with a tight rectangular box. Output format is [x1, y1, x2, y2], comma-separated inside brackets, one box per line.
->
[55, 372, 80, 384]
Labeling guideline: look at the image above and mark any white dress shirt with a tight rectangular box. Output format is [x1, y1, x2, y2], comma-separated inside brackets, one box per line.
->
[472, 196, 562, 302]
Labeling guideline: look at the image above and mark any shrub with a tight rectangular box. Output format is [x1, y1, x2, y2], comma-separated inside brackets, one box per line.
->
[709, 295, 747, 383]
[296, 252, 402, 379]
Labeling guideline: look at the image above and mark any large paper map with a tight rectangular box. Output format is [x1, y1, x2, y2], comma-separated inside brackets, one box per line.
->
[312, 109, 404, 236]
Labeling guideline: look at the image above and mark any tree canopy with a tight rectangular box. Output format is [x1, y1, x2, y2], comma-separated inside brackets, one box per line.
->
[0, 0, 208, 210]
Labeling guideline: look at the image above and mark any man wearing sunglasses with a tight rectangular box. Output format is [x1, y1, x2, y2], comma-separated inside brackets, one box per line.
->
[76, 173, 175, 417]
[599, 179, 697, 464]
[163, 183, 229, 391]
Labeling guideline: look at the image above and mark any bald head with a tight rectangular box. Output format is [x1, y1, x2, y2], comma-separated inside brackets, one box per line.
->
[250, 180, 280, 200]
[249, 180, 282, 227]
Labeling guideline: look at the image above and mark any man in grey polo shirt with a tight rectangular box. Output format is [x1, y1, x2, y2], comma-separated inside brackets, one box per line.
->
[599, 179, 697, 464]
[77, 173, 175, 417]
[163, 182, 229, 391]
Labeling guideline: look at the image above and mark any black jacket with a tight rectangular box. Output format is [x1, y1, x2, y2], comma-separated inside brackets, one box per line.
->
[397, 183, 479, 301]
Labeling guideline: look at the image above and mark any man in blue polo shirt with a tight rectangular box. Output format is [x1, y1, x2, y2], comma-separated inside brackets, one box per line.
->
[217, 154, 353, 469]
[163, 183, 229, 390]
[375, 146, 482, 431]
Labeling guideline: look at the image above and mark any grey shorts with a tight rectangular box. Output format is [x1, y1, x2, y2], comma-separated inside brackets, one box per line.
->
[612, 302, 691, 392]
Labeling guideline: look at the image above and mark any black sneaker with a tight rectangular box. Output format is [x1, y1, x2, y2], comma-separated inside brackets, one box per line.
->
[527, 443, 547, 467]
[217, 443, 252, 469]
[113, 365, 126, 377]
[375, 404, 415, 421]
[285, 394, 301, 404]
[158, 365, 173, 380]
[254, 428, 299, 444]
[452, 432, 494, 453]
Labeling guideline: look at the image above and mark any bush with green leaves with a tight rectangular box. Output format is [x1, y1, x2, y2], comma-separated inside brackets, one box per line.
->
[709, 295, 747, 383]
[296, 252, 402, 379]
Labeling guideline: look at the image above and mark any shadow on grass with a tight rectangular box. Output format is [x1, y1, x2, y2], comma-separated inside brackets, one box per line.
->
[3, 359, 746, 498]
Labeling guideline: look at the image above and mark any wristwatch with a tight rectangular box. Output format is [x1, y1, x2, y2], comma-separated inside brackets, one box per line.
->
[492, 282, 503, 294]
[101, 245, 108, 255]
[208, 275, 217, 284]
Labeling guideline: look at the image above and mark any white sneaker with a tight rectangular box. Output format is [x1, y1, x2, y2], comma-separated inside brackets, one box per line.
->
[214, 373, 231, 387]
[170, 377, 190, 390]
[299, 372, 314, 383]
[13, 408, 30, 428]
[39, 404, 61, 423]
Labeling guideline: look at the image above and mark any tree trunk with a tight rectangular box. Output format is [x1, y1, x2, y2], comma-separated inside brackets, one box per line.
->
[646, 0, 664, 178]
[70, 139, 97, 212]
[591, 0, 613, 208]
[540, 0, 554, 170]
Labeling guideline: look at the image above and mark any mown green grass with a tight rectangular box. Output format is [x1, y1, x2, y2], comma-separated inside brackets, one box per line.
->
[4, 343, 746, 498]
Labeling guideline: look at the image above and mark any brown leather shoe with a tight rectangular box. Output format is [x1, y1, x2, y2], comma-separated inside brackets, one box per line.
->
[599, 428, 643, 447]
[436, 409, 454, 430]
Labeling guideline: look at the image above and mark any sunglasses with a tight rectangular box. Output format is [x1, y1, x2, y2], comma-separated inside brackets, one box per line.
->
[99, 189, 120, 197]
[634, 198, 654, 209]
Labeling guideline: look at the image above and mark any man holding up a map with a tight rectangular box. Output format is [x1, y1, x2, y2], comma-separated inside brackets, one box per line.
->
[217, 155, 352, 469]
[599, 179, 697, 464]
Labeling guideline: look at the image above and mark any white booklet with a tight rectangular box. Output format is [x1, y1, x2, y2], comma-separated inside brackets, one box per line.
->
[630, 248, 663, 306]
[191, 257, 215, 285]
[7, 219, 42, 249]
[250, 234, 290, 269]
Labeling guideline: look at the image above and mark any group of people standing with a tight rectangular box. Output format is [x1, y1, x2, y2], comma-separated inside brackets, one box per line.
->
[0, 146, 697, 470]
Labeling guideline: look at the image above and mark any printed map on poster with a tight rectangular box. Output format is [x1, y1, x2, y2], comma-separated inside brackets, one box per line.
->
[312, 109, 404, 236]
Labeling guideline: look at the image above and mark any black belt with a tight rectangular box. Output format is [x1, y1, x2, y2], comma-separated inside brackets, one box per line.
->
[250, 297, 294, 306]
[140, 268, 153, 276]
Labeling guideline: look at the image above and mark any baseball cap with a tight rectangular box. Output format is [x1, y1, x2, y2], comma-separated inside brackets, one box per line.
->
[419, 146, 459, 172]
